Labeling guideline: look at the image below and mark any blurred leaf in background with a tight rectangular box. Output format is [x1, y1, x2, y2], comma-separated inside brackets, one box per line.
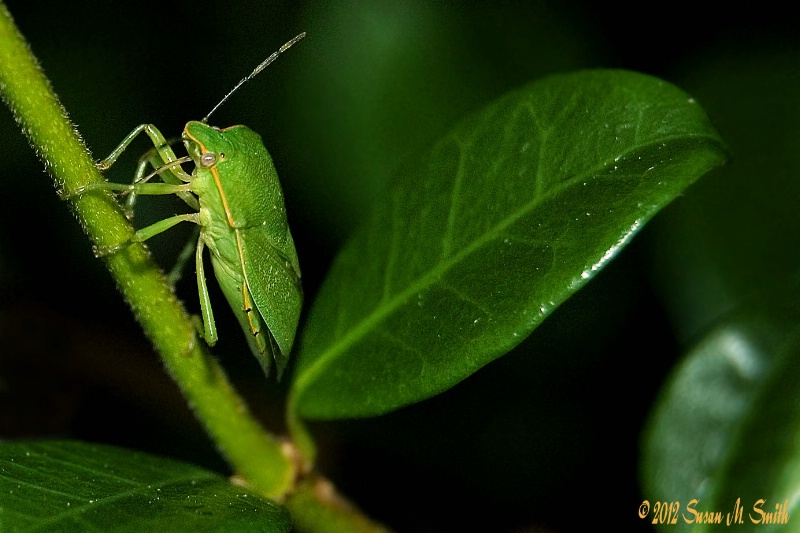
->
[283, 2, 600, 248]
[641, 43, 800, 533]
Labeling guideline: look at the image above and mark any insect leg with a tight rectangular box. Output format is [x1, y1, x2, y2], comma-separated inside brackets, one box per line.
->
[125, 140, 197, 218]
[95, 212, 200, 257]
[98, 124, 191, 182]
[71, 180, 192, 199]
[167, 225, 201, 287]
[241, 281, 269, 369]
[195, 236, 218, 346]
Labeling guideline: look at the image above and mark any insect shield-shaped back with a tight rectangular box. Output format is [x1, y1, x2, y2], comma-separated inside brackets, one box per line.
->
[184, 121, 302, 377]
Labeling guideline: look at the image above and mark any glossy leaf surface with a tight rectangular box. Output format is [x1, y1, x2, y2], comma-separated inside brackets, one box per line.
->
[291, 69, 727, 419]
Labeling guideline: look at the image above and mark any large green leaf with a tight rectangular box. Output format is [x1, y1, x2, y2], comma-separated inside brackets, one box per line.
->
[0, 440, 290, 532]
[290, 69, 727, 420]
[640, 296, 800, 532]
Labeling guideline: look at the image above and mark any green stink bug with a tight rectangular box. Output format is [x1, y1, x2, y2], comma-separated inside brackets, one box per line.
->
[74, 33, 305, 378]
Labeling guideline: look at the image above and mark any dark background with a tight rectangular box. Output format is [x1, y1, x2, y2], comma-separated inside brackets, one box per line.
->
[1, 2, 797, 532]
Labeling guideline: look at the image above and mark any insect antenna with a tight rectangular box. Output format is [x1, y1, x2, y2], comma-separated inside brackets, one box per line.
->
[202, 32, 306, 124]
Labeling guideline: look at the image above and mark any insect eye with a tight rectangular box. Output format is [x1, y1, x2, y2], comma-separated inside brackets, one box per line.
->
[200, 153, 217, 167]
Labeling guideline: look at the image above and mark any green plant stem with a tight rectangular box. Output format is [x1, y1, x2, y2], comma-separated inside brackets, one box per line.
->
[286, 475, 394, 533]
[0, 2, 294, 500]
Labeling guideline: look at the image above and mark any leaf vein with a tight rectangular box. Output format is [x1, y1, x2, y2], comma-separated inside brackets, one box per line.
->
[441, 138, 467, 259]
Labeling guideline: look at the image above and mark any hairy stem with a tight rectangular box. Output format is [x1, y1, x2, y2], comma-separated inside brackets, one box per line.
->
[0, 1, 294, 500]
